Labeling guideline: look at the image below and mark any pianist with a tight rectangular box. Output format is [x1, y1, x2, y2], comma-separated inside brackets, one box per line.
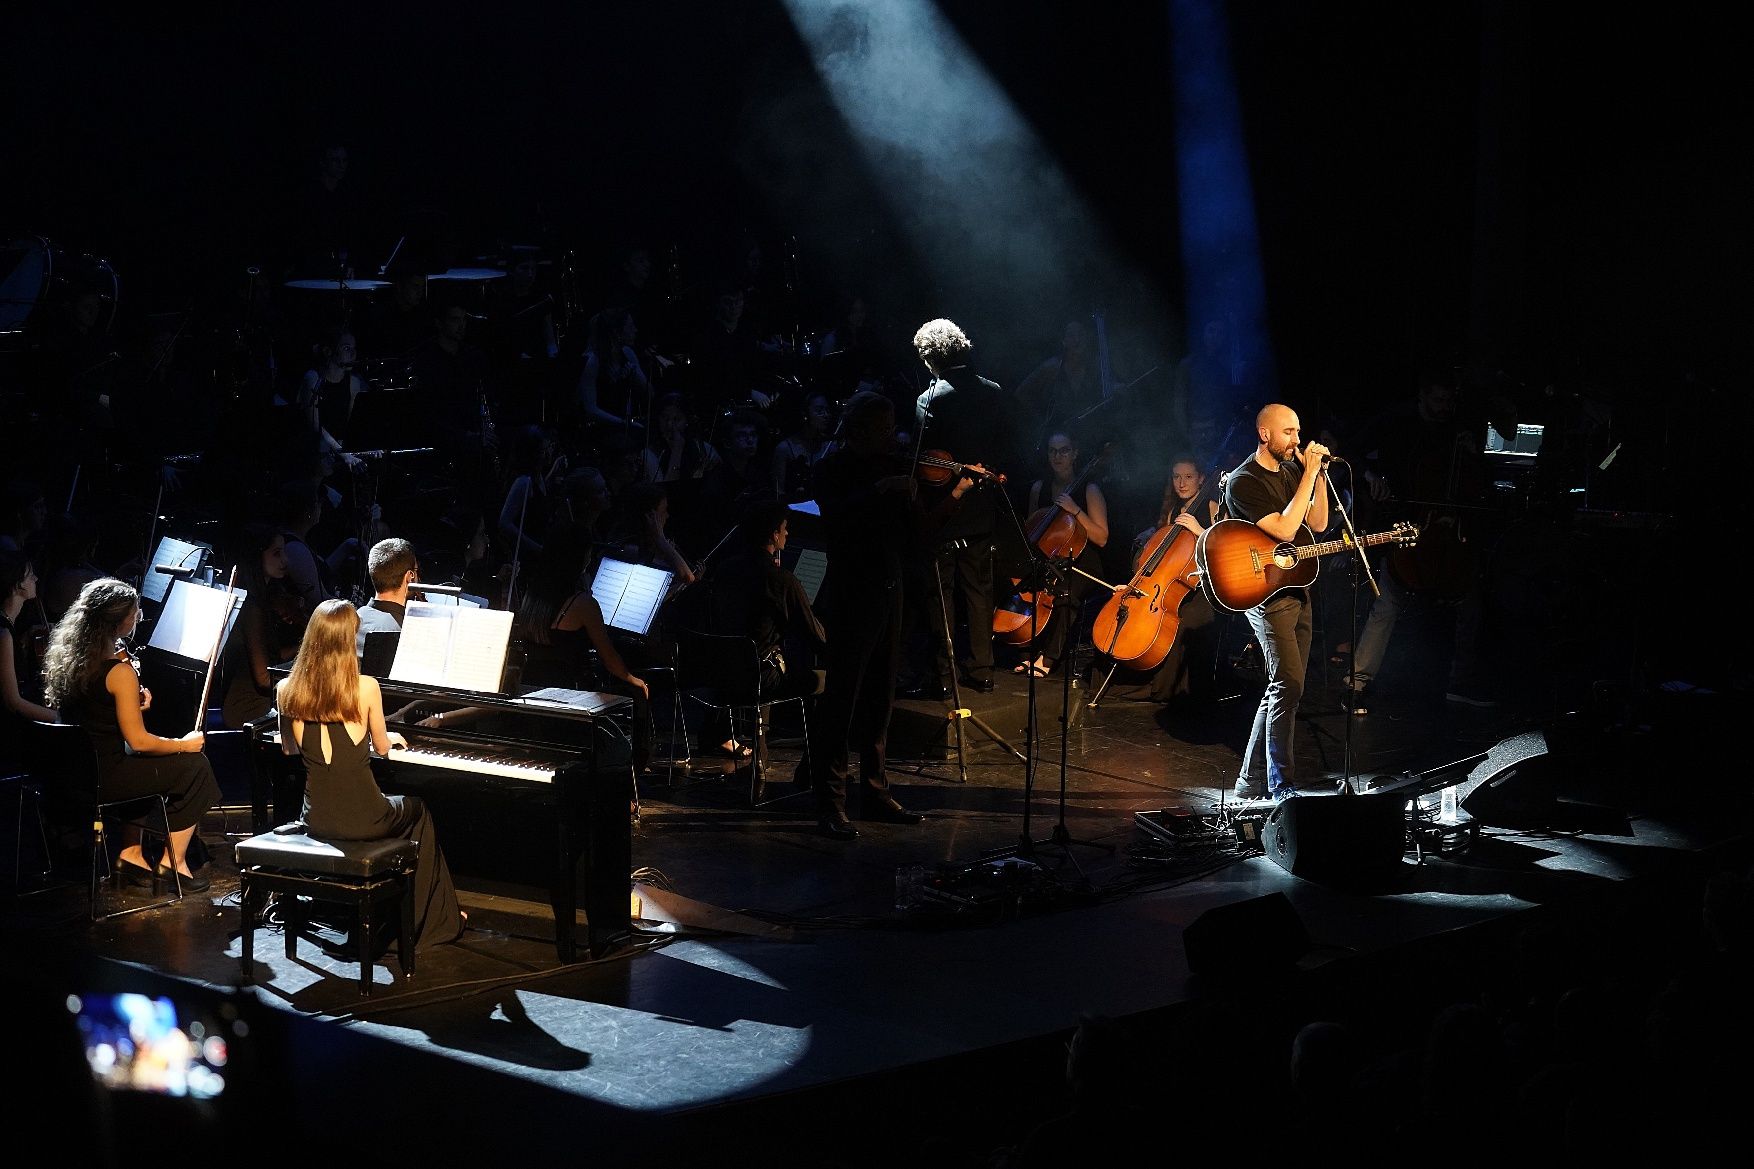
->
[276, 599, 467, 951]
[355, 536, 417, 658]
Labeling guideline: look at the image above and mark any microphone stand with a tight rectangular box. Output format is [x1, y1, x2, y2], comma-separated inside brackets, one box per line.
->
[1322, 458, 1376, 794]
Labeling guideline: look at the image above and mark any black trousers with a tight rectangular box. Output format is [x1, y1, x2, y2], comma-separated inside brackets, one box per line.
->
[808, 581, 901, 820]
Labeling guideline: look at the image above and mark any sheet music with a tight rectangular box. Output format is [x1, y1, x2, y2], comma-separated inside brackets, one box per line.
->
[520, 687, 626, 714]
[388, 602, 513, 692]
[590, 558, 674, 636]
[412, 590, 487, 609]
[791, 547, 828, 605]
[446, 607, 515, 692]
[143, 537, 207, 604]
[145, 579, 245, 662]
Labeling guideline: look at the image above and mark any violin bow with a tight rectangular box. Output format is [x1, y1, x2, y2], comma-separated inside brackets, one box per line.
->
[193, 566, 239, 734]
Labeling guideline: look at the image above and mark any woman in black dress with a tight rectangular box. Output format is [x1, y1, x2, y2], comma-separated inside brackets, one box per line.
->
[221, 523, 301, 730]
[42, 578, 221, 889]
[1135, 456, 1221, 705]
[275, 599, 465, 950]
[1012, 429, 1111, 678]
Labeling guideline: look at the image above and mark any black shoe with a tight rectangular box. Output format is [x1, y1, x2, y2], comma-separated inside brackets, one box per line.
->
[114, 856, 156, 888]
[862, 797, 926, 825]
[157, 863, 212, 893]
[817, 816, 860, 841]
[959, 675, 995, 693]
[900, 682, 949, 701]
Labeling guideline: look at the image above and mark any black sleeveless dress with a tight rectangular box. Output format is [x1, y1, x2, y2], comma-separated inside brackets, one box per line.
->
[287, 715, 464, 950]
[63, 658, 221, 832]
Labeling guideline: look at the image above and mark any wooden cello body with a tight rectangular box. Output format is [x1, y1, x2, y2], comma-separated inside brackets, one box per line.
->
[1092, 456, 1225, 671]
[1088, 522, 1202, 671]
[992, 507, 1086, 647]
[992, 443, 1111, 648]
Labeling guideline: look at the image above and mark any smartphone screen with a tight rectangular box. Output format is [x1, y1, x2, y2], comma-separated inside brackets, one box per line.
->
[68, 991, 236, 1099]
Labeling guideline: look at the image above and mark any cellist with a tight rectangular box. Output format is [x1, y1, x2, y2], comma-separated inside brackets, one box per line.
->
[1134, 456, 1220, 705]
[1013, 429, 1111, 679]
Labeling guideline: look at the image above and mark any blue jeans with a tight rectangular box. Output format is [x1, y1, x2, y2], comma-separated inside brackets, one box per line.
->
[1238, 593, 1313, 797]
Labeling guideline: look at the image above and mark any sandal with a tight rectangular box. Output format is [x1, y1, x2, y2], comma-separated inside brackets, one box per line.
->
[1012, 662, 1050, 678]
[717, 739, 753, 759]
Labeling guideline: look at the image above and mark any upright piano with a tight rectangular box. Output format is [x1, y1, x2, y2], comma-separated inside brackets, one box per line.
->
[247, 672, 635, 963]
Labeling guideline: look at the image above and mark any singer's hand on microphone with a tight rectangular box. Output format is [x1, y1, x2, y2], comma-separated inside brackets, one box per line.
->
[1303, 441, 1332, 467]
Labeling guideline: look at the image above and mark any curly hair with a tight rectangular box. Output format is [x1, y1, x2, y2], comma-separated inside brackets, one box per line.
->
[42, 577, 138, 709]
[912, 318, 972, 372]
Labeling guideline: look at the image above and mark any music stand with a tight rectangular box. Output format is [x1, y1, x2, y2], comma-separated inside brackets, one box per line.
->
[361, 630, 400, 679]
[142, 537, 211, 607]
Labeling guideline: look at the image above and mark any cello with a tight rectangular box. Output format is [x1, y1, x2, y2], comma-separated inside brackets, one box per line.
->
[1089, 452, 1225, 671]
[993, 441, 1114, 647]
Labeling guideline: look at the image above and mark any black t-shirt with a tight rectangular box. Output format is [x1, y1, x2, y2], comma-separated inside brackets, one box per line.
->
[1223, 455, 1303, 530]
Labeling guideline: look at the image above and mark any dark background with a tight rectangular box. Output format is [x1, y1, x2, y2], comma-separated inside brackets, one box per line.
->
[6, 1, 1748, 450]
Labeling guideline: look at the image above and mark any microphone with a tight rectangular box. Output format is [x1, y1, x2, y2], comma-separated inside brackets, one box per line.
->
[154, 564, 196, 577]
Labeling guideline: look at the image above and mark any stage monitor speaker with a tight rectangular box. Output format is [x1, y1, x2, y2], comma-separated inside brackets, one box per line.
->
[1453, 729, 1563, 828]
[1183, 892, 1310, 979]
[1261, 792, 1407, 885]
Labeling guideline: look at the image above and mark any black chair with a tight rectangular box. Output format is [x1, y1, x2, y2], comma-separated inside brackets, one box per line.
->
[25, 720, 183, 920]
[2, 765, 53, 895]
[670, 628, 812, 808]
[235, 825, 418, 998]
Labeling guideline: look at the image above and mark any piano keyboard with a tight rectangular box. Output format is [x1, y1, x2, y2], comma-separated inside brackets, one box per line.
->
[385, 742, 558, 784]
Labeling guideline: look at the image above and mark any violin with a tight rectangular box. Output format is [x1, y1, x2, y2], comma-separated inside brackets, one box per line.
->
[993, 442, 1113, 647]
[914, 450, 1003, 487]
[116, 638, 152, 712]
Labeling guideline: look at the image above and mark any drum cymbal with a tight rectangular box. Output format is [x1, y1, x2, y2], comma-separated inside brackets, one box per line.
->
[284, 278, 390, 291]
[428, 267, 506, 281]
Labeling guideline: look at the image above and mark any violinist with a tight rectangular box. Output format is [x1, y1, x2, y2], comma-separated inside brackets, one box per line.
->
[2, 554, 59, 768]
[42, 578, 220, 891]
[1136, 456, 1220, 705]
[910, 317, 1010, 696]
[605, 482, 696, 589]
[808, 389, 983, 839]
[1013, 429, 1110, 679]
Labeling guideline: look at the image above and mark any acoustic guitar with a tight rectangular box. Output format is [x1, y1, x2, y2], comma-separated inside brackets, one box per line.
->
[1195, 519, 1420, 612]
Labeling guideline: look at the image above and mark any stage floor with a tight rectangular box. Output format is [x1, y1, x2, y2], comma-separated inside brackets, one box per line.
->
[3, 648, 1742, 1164]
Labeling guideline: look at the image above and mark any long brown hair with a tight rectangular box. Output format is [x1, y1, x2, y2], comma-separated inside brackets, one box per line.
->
[277, 599, 362, 723]
[43, 577, 138, 709]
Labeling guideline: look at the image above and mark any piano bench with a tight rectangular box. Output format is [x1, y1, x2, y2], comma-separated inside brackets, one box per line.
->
[235, 829, 420, 998]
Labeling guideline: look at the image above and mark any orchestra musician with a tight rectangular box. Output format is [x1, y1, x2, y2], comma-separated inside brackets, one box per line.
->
[807, 389, 982, 839]
[910, 317, 1009, 696]
[2, 555, 60, 765]
[1137, 456, 1220, 706]
[1222, 404, 1331, 804]
[355, 537, 418, 658]
[42, 578, 221, 891]
[275, 600, 467, 950]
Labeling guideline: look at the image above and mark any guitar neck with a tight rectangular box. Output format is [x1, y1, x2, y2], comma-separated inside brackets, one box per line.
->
[1296, 529, 1397, 561]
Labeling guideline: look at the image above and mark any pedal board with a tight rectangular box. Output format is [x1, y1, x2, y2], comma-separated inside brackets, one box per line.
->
[1134, 806, 1224, 844]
